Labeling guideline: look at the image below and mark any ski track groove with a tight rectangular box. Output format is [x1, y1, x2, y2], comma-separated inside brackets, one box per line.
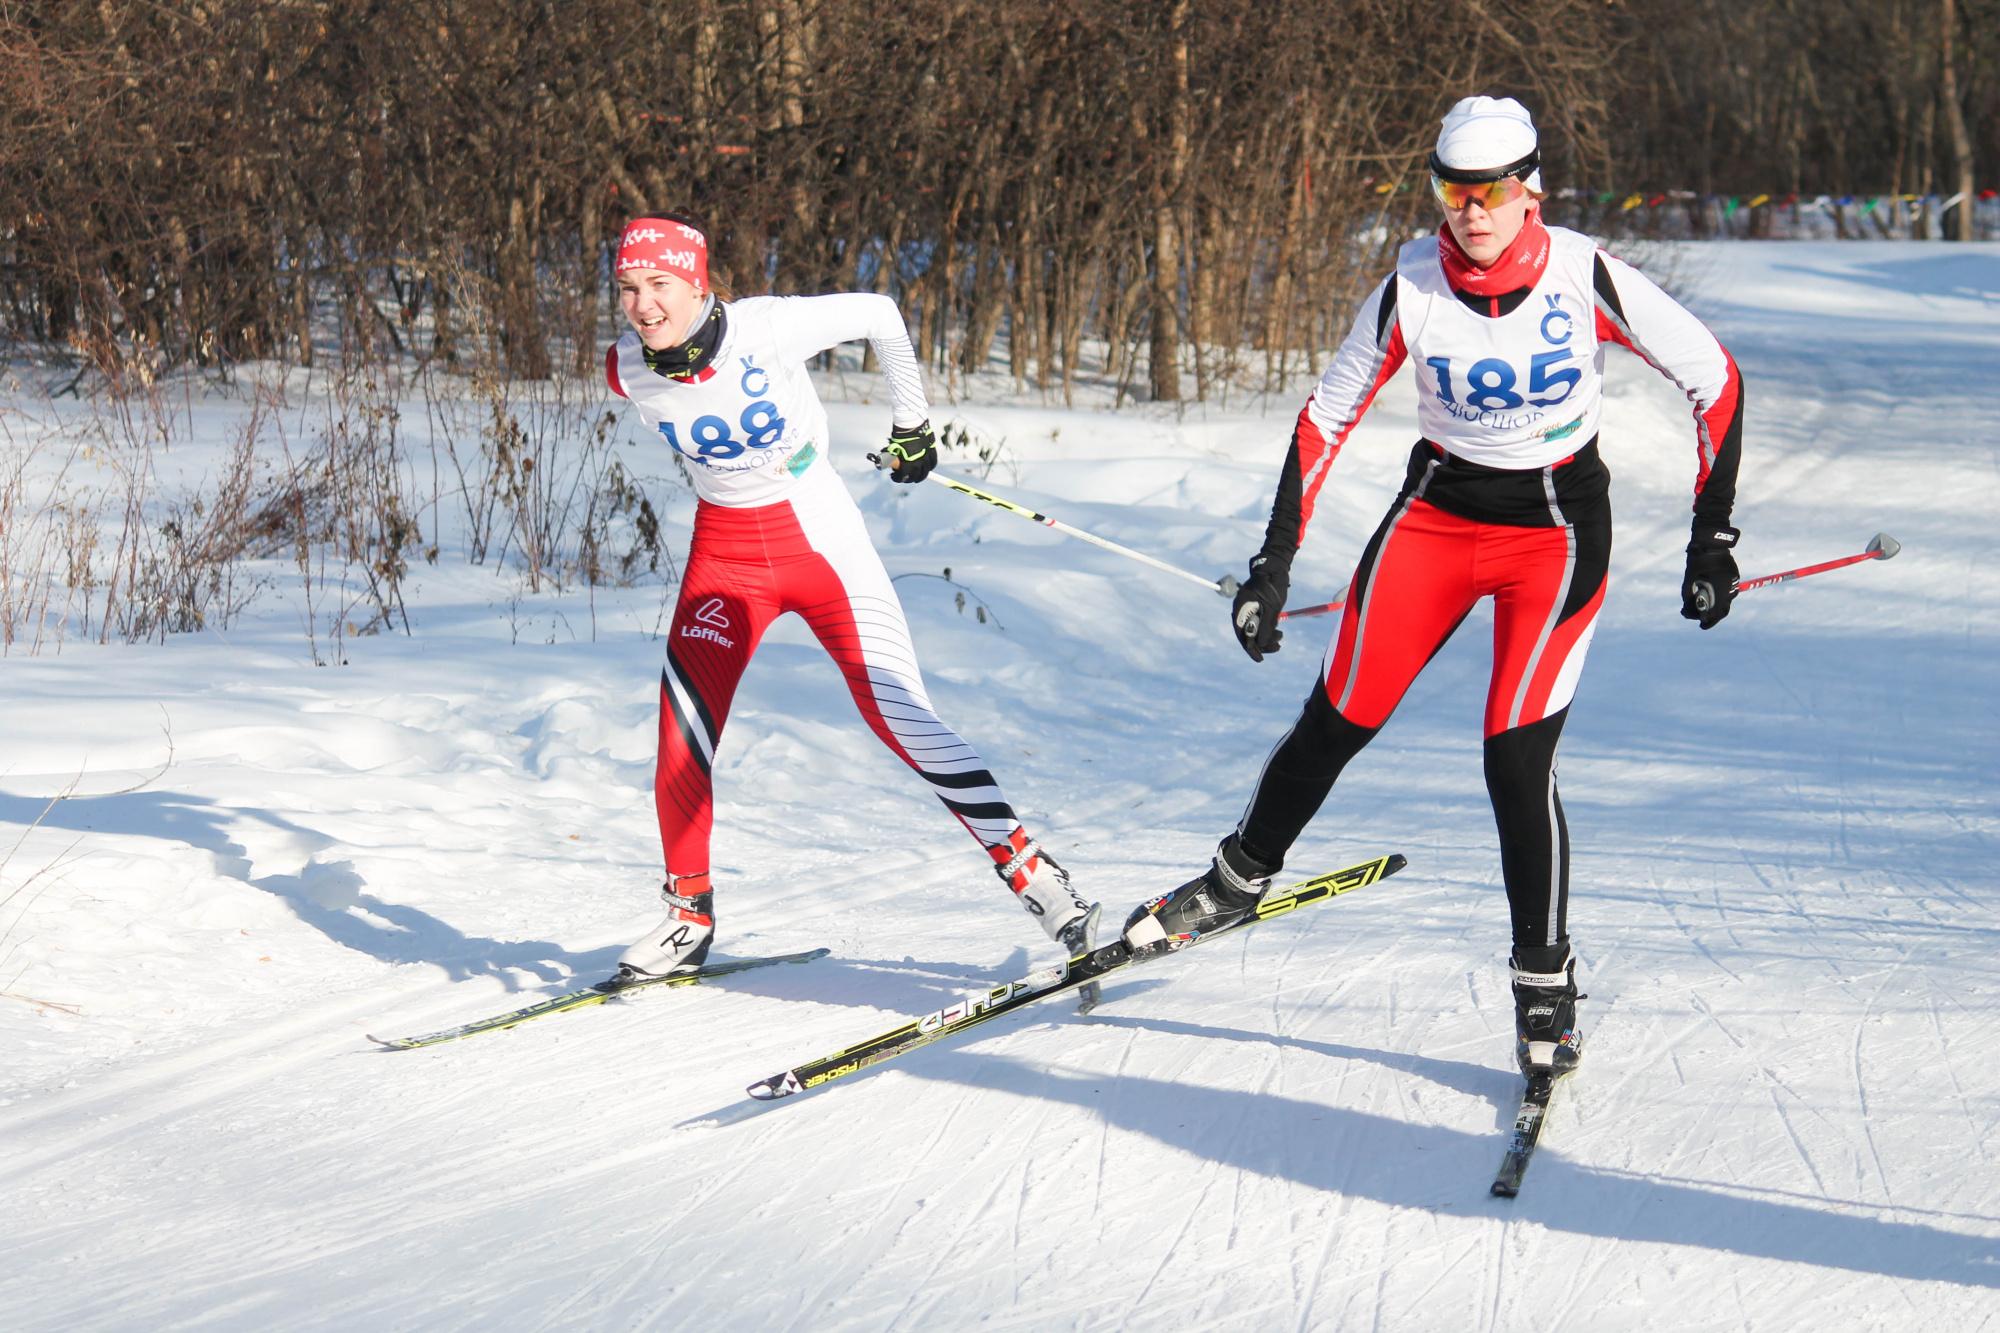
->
[886, 1130, 1031, 1331]
[1548, 1075, 1648, 1328]
[898, 1050, 1074, 1329]
[1131, 1041, 1253, 1312]
[1923, 988, 1991, 1171]
[1400, 1234, 1482, 1324]
[1687, 990, 1854, 1196]
[1132, 1148, 1224, 1306]
[532, 1090, 794, 1331]
[1297, 1164, 1362, 1329]
[1289, 1078, 1349, 1327]
[1313, 1051, 1376, 1328]
[1480, 1207, 1507, 1333]
[1284, 1197, 1320, 1332]
[1852, 947, 1912, 1205]
[1090, 1025, 1141, 1221]
[775, 1082, 943, 1332]
[1653, 873, 1744, 985]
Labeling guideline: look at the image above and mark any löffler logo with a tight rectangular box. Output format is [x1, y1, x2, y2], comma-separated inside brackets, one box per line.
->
[681, 597, 735, 647]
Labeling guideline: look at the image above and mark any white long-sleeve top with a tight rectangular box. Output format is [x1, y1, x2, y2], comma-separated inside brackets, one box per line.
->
[607, 293, 930, 509]
[1270, 225, 1744, 553]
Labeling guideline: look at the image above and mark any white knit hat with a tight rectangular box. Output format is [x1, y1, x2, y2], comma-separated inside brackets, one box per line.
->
[1432, 96, 1543, 192]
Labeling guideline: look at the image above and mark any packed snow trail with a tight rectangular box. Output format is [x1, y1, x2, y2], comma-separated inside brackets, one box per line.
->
[2, 243, 1997, 1329]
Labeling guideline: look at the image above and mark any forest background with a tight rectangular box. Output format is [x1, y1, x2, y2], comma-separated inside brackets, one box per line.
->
[2, 0, 1994, 403]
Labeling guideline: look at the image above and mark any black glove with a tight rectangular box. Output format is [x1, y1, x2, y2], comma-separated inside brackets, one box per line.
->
[1231, 555, 1290, 661]
[882, 421, 937, 484]
[1681, 524, 1740, 630]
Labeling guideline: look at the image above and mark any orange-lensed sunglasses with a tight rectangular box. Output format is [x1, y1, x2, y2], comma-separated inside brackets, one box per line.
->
[1430, 173, 1530, 210]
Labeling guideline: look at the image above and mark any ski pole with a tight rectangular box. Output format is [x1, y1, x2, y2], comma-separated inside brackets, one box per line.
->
[1278, 588, 1349, 621]
[1693, 531, 1901, 613]
[873, 456, 1237, 598]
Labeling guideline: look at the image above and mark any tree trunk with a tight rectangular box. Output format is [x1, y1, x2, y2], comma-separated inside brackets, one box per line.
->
[1147, 0, 1191, 403]
[1940, 0, 1976, 241]
[501, 193, 551, 379]
[575, 184, 603, 375]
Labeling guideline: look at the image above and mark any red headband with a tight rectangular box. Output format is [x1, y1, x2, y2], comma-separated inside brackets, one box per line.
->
[616, 217, 708, 288]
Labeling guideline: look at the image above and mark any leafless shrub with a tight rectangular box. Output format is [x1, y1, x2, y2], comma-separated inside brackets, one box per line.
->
[2, 379, 270, 650]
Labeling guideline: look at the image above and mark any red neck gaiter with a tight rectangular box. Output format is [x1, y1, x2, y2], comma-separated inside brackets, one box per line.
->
[1437, 209, 1551, 296]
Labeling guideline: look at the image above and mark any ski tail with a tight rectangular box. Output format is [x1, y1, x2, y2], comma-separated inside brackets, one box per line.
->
[1491, 1071, 1558, 1197]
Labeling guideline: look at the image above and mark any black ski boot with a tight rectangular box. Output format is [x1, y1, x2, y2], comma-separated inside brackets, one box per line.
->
[1123, 835, 1278, 951]
[1511, 946, 1584, 1078]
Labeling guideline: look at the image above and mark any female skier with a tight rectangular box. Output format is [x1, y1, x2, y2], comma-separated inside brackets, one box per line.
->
[605, 214, 1095, 979]
[1123, 97, 1746, 1080]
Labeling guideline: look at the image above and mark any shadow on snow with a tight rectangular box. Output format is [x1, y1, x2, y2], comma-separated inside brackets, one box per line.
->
[0, 788, 594, 988]
[905, 1046, 2000, 1291]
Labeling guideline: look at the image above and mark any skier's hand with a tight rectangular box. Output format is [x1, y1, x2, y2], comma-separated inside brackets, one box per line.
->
[882, 420, 937, 484]
[1231, 555, 1290, 661]
[1681, 524, 1740, 630]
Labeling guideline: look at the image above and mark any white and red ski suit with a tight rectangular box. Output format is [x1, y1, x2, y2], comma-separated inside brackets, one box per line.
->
[1239, 224, 1744, 955]
[607, 294, 1047, 892]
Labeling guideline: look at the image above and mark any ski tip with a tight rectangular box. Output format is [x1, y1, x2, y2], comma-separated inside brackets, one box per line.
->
[747, 1070, 802, 1101]
[1385, 852, 1408, 875]
[1490, 1179, 1519, 1199]
[367, 1034, 418, 1051]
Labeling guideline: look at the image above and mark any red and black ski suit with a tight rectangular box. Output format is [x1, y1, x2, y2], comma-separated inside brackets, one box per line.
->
[1238, 223, 1743, 967]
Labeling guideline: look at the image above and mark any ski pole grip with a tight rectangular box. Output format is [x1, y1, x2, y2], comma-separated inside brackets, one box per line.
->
[1692, 581, 1715, 614]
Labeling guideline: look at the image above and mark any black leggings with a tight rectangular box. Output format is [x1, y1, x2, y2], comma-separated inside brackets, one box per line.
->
[1236, 686, 1571, 955]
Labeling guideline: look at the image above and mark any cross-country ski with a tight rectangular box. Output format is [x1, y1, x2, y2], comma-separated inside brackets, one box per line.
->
[749, 854, 1405, 1101]
[368, 948, 831, 1049]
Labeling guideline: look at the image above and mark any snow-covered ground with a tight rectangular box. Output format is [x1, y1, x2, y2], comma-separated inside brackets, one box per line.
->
[2, 242, 1996, 1330]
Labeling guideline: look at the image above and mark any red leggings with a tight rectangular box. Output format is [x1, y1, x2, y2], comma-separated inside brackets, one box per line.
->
[656, 489, 1026, 882]
[1326, 495, 1605, 735]
[1240, 477, 1611, 952]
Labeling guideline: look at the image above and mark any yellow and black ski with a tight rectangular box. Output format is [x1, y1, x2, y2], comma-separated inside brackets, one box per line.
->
[370, 948, 830, 1050]
[746, 854, 1406, 1101]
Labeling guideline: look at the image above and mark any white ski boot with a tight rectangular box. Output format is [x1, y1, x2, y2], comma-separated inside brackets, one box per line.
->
[617, 875, 715, 981]
[997, 839, 1098, 953]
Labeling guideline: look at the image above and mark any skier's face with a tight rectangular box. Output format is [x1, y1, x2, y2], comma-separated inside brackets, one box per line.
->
[619, 268, 706, 350]
[1440, 182, 1533, 265]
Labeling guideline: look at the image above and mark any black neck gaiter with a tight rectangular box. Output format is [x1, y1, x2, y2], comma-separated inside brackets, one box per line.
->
[642, 299, 726, 380]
